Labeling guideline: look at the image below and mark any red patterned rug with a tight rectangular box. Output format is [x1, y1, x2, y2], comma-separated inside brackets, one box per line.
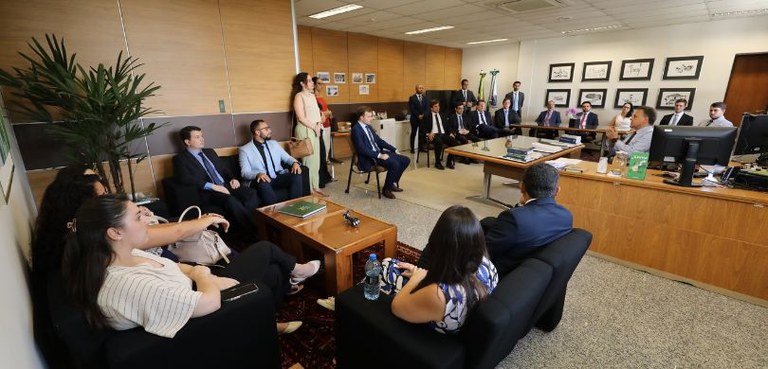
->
[276, 241, 422, 369]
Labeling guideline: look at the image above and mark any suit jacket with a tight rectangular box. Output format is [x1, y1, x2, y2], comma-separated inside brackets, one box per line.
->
[535, 110, 562, 126]
[485, 197, 573, 275]
[351, 122, 397, 172]
[445, 113, 473, 135]
[469, 109, 493, 135]
[420, 112, 448, 138]
[570, 111, 599, 129]
[659, 112, 694, 126]
[239, 140, 297, 186]
[173, 148, 234, 190]
[503, 91, 525, 112]
[493, 108, 519, 129]
[453, 89, 477, 107]
[408, 94, 428, 124]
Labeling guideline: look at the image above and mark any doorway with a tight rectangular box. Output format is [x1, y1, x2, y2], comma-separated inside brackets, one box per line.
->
[723, 53, 768, 125]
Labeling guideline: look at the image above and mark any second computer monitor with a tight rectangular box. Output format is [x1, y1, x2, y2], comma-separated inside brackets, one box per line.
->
[649, 125, 737, 186]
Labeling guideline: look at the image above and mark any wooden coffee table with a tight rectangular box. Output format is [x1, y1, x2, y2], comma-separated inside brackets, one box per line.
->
[256, 196, 397, 294]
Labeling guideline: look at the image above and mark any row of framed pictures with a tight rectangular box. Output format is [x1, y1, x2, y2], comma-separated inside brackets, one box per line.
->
[324, 85, 371, 96]
[545, 88, 696, 110]
[548, 56, 704, 82]
[316, 72, 376, 84]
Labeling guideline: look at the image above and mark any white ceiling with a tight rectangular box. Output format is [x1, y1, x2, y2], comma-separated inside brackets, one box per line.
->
[294, 0, 768, 48]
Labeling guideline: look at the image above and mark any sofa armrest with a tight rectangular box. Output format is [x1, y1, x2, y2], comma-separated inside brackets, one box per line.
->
[336, 285, 465, 369]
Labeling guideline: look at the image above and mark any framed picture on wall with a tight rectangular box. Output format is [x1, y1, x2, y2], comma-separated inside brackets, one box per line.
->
[334, 73, 346, 84]
[663, 56, 704, 80]
[359, 85, 369, 95]
[614, 88, 648, 108]
[352, 73, 363, 84]
[545, 89, 571, 108]
[548, 63, 575, 82]
[619, 58, 654, 80]
[316, 72, 331, 83]
[582, 61, 612, 81]
[656, 88, 695, 110]
[326, 85, 339, 97]
[365, 73, 376, 84]
[578, 89, 608, 108]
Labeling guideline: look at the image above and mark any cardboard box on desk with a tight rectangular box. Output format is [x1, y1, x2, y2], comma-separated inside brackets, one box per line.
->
[626, 152, 649, 180]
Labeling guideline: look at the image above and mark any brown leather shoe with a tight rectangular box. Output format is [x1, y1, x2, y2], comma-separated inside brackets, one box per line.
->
[390, 186, 403, 192]
[382, 189, 396, 199]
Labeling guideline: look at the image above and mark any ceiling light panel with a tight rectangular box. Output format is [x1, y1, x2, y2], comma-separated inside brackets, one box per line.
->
[309, 4, 364, 19]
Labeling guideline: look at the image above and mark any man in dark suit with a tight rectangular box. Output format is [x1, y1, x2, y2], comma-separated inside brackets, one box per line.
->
[407, 84, 428, 153]
[351, 106, 410, 199]
[493, 97, 522, 135]
[659, 98, 694, 126]
[445, 104, 479, 164]
[569, 101, 599, 141]
[532, 100, 562, 138]
[173, 125, 260, 230]
[470, 100, 499, 139]
[421, 100, 459, 170]
[481, 163, 573, 276]
[503, 80, 525, 121]
[452, 78, 477, 112]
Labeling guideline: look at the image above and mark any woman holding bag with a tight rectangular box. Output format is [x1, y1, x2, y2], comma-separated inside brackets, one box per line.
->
[291, 72, 326, 197]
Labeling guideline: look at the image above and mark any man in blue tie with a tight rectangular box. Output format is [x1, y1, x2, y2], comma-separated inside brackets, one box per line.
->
[173, 126, 260, 229]
[351, 106, 410, 199]
[493, 97, 522, 136]
[503, 81, 525, 122]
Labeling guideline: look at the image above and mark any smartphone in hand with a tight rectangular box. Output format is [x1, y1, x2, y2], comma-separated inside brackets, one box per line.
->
[221, 282, 259, 302]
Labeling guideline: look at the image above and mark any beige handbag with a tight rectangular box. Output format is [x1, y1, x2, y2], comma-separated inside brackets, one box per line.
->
[288, 137, 314, 159]
[168, 206, 231, 265]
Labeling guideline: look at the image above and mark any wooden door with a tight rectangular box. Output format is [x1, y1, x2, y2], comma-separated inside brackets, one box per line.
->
[723, 53, 768, 125]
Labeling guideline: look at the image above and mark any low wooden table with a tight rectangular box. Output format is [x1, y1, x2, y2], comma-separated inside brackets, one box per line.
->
[256, 196, 397, 294]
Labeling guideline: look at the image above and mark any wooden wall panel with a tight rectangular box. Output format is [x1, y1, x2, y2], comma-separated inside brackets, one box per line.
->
[378, 38, 404, 103]
[348, 33, 378, 103]
[311, 29, 349, 104]
[444, 48, 463, 90]
[221, 0, 296, 113]
[403, 42, 427, 100]
[425, 45, 446, 90]
[120, 0, 228, 117]
[297, 26, 314, 73]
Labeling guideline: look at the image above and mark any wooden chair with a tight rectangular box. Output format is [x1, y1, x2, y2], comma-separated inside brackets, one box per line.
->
[345, 137, 387, 199]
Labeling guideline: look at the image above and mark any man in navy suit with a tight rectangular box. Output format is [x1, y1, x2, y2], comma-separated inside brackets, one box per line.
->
[452, 78, 477, 112]
[408, 84, 428, 153]
[481, 163, 573, 276]
[532, 100, 562, 138]
[659, 98, 694, 126]
[470, 100, 499, 139]
[351, 106, 410, 199]
[569, 101, 599, 141]
[493, 97, 522, 135]
[503, 81, 525, 120]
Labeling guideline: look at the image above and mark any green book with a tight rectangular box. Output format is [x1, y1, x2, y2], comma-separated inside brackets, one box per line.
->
[626, 152, 649, 180]
[278, 200, 327, 218]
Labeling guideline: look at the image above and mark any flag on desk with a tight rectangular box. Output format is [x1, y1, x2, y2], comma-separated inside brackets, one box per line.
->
[488, 69, 499, 108]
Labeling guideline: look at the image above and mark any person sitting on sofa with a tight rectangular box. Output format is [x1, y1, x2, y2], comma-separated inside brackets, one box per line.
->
[378, 205, 499, 334]
[481, 163, 573, 276]
[62, 194, 307, 336]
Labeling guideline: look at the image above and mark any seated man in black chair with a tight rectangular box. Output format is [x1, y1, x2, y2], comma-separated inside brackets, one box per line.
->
[351, 106, 410, 199]
[420, 100, 459, 170]
[239, 119, 303, 206]
[494, 97, 522, 136]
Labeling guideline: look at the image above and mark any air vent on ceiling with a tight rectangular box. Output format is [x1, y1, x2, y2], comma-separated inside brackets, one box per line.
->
[483, 0, 572, 13]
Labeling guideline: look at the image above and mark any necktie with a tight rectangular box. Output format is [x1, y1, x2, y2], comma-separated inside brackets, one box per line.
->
[257, 143, 277, 178]
[624, 132, 637, 145]
[513, 93, 518, 111]
[580, 113, 587, 129]
[671, 114, 679, 126]
[706, 119, 713, 126]
[365, 125, 379, 152]
[435, 113, 443, 134]
[463, 90, 467, 100]
[480, 111, 486, 125]
[504, 109, 509, 127]
[458, 115, 464, 130]
[199, 152, 224, 185]
[544, 111, 552, 124]
[417, 95, 422, 104]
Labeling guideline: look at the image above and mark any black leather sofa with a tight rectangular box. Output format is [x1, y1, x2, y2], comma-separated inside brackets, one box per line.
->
[336, 228, 592, 369]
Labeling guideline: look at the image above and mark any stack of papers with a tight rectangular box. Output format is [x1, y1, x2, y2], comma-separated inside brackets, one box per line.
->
[501, 152, 543, 162]
[545, 158, 582, 169]
[531, 142, 563, 153]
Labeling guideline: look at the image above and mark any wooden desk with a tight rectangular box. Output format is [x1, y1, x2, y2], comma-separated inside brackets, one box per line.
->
[559, 162, 768, 303]
[511, 123, 611, 156]
[256, 196, 397, 294]
[445, 137, 584, 206]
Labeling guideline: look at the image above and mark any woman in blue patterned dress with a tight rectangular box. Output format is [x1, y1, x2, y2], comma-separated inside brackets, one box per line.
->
[379, 205, 498, 334]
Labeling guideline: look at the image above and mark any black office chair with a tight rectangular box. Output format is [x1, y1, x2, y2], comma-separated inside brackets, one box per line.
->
[345, 141, 387, 199]
[415, 137, 434, 168]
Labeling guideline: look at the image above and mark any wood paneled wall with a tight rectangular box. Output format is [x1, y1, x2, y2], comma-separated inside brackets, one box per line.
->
[298, 26, 462, 103]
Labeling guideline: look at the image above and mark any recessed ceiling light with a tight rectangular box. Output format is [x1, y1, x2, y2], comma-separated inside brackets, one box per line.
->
[561, 24, 623, 35]
[405, 26, 454, 35]
[309, 4, 363, 19]
[467, 38, 509, 45]
[711, 8, 768, 18]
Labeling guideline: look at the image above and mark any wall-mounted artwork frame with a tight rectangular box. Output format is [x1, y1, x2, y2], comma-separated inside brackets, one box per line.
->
[619, 58, 654, 80]
[614, 88, 649, 108]
[352, 73, 363, 84]
[333, 73, 346, 84]
[365, 73, 376, 84]
[359, 85, 369, 95]
[545, 89, 571, 108]
[548, 63, 575, 82]
[663, 56, 704, 80]
[582, 61, 612, 82]
[656, 88, 696, 110]
[316, 71, 330, 83]
[326, 85, 339, 97]
[578, 88, 608, 108]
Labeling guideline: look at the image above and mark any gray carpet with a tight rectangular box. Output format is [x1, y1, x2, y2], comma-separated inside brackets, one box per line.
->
[323, 153, 768, 368]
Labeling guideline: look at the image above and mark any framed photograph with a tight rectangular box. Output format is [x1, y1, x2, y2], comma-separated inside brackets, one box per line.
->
[614, 88, 648, 108]
[620, 58, 654, 80]
[548, 63, 575, 82]
[578, 89, 608, 108]
[333, 73, 346, 84]
[545, 89, 571, 108]
[582, 61, 612, 82]
[352, 73, 363, 84]
[316, 71, 330, 83]
[663, 56, 704, 80]
[365, 73, 376, 84]
[326, 85, 339, 97]
[359, 85, 369, 95]
[656, 88, 695, 110]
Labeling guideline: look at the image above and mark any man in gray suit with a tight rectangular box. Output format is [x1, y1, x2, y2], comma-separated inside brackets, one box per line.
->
[504, 81, 525, 121]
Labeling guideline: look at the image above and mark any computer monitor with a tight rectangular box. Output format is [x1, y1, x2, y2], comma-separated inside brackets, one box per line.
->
[733, 113, 768, 166]
[648, 125, 738, 187]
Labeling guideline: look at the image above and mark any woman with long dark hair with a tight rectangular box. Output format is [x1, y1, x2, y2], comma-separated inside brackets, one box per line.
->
[291, 72, 325, 196]
[379, 205, 498, 334]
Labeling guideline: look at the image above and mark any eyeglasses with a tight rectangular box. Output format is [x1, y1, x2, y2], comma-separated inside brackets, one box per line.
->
[258, 126, 271, 131]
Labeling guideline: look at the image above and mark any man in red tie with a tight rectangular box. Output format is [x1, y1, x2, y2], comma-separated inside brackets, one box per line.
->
[571, 101, 598, 142]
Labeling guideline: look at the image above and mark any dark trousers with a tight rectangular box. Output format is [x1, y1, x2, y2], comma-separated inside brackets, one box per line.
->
[199, 183, 260, 230]
[476, 124, 499, 139]
[409, 119, 420, 151]
[376, 152, 410, 190]
[251, 172, 303, 206]
[428, 133, 458, 163]
[456, 132, 480, 145]
[319, 129, 333, 187]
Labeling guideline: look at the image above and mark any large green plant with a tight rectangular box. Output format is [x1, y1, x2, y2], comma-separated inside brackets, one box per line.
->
[0, 34, 165, 195]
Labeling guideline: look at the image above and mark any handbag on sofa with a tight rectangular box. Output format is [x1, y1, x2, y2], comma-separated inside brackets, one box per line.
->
[168, 206, 231, 265]
[288, 137, 313, 159]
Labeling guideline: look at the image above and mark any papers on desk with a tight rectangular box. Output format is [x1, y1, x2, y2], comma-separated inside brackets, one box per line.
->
[545, 158, 582, 170]
[539, 138, 577, 148]
[500, 152, 543, 163]
[531, 142, 564, 153]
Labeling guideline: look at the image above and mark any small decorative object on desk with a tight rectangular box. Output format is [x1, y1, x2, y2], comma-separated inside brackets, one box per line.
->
[278, 200, 327, 218]
[343, 210, 360, 228]
[626, 152, 650, 180]
[364, 254, 381, 301]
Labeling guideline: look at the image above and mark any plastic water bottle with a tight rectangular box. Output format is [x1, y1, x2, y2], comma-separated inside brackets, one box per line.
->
[364, 254, 382, 300]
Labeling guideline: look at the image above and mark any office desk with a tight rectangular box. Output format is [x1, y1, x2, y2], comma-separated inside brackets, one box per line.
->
[559, 161, 768, 303]
[511, 123, 611, 156]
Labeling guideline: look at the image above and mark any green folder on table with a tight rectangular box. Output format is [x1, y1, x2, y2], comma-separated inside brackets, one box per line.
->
[278, 200, 327, 218]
